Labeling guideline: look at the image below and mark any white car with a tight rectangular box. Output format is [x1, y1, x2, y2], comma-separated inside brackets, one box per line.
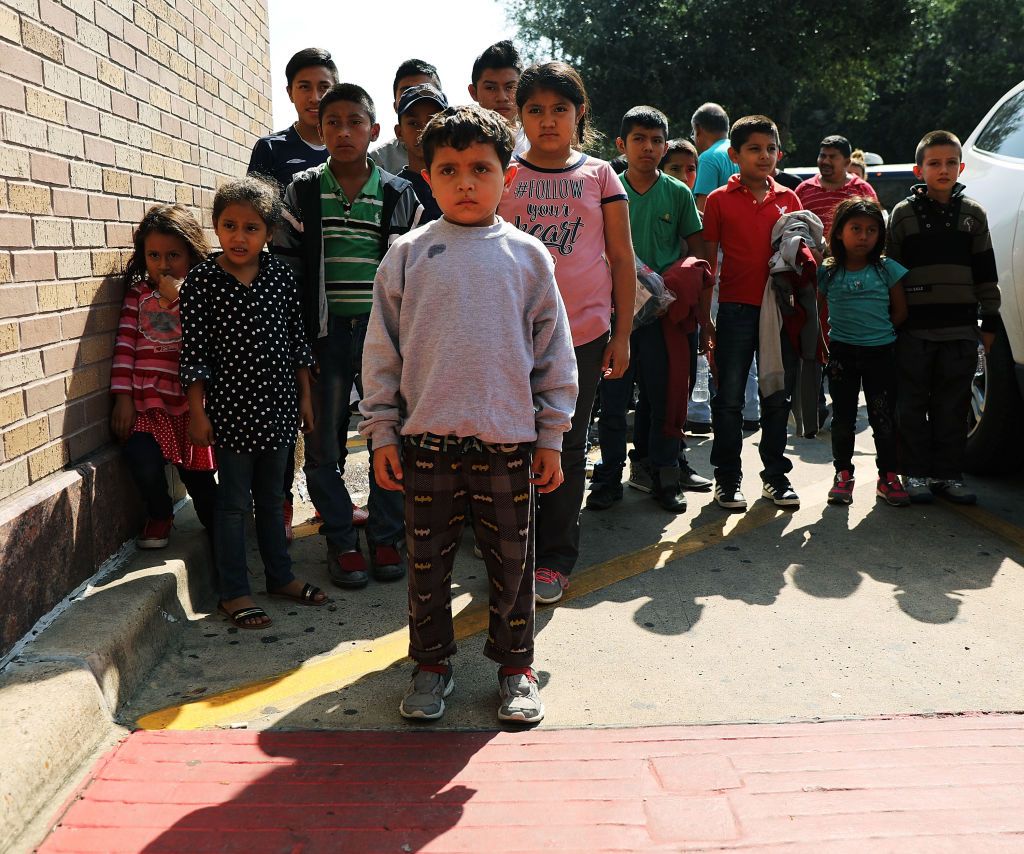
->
[961, 79, 1024, 473]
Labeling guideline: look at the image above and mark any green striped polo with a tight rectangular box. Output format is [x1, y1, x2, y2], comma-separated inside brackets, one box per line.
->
[320, 162, 384, 316]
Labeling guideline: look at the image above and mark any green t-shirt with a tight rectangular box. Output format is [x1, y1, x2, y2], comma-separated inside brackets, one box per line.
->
[623, 171, 703, 274]
[320, 161, 384, 316]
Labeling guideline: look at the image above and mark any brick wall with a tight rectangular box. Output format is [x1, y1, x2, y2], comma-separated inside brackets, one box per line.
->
[0, 0, 271, 500]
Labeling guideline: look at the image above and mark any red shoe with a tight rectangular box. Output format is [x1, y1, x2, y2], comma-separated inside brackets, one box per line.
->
[370, 543, 406, 582]
[352, 504, 369, 526]
[329, 548, 368, 589]
[138, 517, 173, 549]
[828, 470, 855, 505]
[877, 473, 910, 507]
[283, 501, 294, 543]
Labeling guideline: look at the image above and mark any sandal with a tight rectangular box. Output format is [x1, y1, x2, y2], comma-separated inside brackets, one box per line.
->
[218, 602, 273, 630]
[268, 582, 327, 606]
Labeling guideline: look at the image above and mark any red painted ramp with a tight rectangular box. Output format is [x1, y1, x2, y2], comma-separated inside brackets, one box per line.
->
[40, 716, 1024, 852]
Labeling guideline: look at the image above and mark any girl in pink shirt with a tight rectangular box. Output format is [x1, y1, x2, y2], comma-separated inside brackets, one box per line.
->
[498, 61, 635, 605]
[110, 205, 216, 549]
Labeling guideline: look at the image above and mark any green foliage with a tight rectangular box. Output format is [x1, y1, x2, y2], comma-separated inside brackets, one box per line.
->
[509, 0, 1024, 165]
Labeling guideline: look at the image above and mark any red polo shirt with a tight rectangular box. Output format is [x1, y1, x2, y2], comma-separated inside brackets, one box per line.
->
[794, 174, 878, 237]
[702, 174, 802, 306]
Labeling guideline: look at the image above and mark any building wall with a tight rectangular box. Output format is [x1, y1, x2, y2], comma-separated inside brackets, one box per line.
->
[0, 0, 271, 654]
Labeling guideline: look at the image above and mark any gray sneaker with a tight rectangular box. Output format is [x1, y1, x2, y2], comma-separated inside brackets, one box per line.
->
[930, 478, 977, 505]
[627, 457, 653, 492]
[399, 664, 454, 720]
[535, 568, 568, 605]
[497, 670, 545, 723]
[904, 476, 934, 504]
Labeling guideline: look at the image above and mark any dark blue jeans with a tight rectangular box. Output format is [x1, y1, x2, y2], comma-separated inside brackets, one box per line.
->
[122, 431, 216, 532]
[215, 445, 294, 601]
[595, 321, 680, 480]
[305, 314, 404, 552]
[710, 303, 797, 485]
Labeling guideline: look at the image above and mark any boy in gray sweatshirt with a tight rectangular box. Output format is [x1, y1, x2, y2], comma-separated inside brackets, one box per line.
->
[359, 105, 578, 724]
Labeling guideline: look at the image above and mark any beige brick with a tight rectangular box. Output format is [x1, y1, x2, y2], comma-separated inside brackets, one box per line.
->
[42, 59, 80, 99]
[2, 110, 46, 147]
[21, 19, 62, 61]
[90, 249, 121, 276]
[0, 283, 36, 319]
[118, 197, 143, 223]
[134, 5, 155, 35]
[28, 440, 68, 479]
[62, 0, 94, 19]
[75, 19, 107, 55]
[25, 86, 65, 122]
[0, 73, 26, 111]
[72, 218, 104, 246]
[93, 2, 123, 38]
[84, 135, 114, 164]
[96, 57, 123, 90]
[123, 19, 146, 51]
[137, 101, 161, 131]
[66, 421, 109, 462]
[13, 250, 55, 282]
[8, 182, 50, 214]
[130, 173, 153, 197]
[61, 41, 97, 77]
[0, 213, 33, 247]
[0, 322, 18, 353]
[66, 100, 100, 134]
[37, 283, 75, 313]
[101, 167, 130, 195]
[99, 112, 128, 142]
[87, 193, 117, 219]
[30, 150, 69, 185]
[76, 331, 112, 365]
[19, 316, 61, 350]
[0, 6, 20, 43]
[0, 390, 25, 427]
[69, 160, 101, 190]
[47, 125, 84, 158]
[79, 77, 110, 112]
[65, 363, 104, 398]
[113, 144, 140, 172]
[0, 458, 30, 497]
[148, 84, 169, 110]
[0, 45, 43, 85]
[162, 158, 183, 182]
[0, 351, 43, 390]
[127, 123, 151, 149]
[110, 90, 136, 121]
[152, 178, 173, 203]
[0, 179, 6, 209]
[174, 184, 192, 205]
[4, 415, 49, 457]
[55, 249, 91, 278]
[33, 217, 73, 247]
[38, 0, 76, 37]
[52, 187, 88, 217]
[104, 221, 131, 247]
[0, 144, 30, 179]
[40, 341, 75, 375]
[74, 276, 118, 305]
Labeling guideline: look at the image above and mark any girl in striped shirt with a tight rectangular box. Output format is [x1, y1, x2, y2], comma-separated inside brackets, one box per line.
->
[110, 204, 216, 549]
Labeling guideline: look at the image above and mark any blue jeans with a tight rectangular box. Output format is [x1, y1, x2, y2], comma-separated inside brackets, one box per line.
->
[305, 314, 404, 552]
[595, 322, 680, 479]
[710, 303, 797, 485]
[215, 445, 294, 600]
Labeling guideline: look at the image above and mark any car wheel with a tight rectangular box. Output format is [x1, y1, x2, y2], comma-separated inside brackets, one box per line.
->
[964, 327, 1024, 474]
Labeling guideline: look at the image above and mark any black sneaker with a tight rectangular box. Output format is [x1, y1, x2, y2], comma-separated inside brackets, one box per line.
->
[651, 466, 687, 513]
[678, 456, 713, 492]
[685, 420, 713, 435]
[714, 482, 747, 510]
[762, 478, 800, 508]
[585, 479, 623, 511]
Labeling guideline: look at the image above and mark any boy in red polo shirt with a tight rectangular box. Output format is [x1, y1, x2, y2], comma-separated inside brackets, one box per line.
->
[699, 115, 804, 511]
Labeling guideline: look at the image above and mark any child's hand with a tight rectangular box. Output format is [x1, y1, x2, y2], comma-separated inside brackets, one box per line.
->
[110, 395, 136, 442]
[530, 448, 563, 493]
[189, 411, 215, 447]
[298, 395, 315, 435]
[157, 275, 183, 304]
[373, 445, 404, 492]
[699, 321, 716, 355]
[981, 331, 996, 354]
[602, 334, 630, 379]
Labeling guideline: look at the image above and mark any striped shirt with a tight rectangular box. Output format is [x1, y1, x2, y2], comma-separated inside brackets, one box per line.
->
[794, 174, 878, 237]
[320, 162, 384, 316]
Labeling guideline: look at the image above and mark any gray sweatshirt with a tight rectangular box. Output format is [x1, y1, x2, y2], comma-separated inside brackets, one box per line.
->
[359, 217, 579, 451]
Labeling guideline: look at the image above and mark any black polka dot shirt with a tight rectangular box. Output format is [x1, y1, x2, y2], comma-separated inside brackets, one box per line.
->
[180, 253, 314, 454]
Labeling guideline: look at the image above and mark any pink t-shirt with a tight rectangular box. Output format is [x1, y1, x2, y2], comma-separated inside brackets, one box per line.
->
[499, 153, 628, 347]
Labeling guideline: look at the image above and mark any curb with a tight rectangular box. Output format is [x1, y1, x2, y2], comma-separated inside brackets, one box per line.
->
[0, 526, 214, 853]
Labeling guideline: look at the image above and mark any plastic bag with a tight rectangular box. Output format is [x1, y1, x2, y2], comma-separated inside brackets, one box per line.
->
[633, 257, 676, 330]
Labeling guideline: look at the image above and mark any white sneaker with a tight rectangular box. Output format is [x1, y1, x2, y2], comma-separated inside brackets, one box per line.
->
[399, 664, 454, 720]
[497, 669, 544, 723]
[714, 482, 747, 510]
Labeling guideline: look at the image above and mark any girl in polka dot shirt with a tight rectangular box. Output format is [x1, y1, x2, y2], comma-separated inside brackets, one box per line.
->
[110, 204, 217, 551]
[180, 177, 324, 630]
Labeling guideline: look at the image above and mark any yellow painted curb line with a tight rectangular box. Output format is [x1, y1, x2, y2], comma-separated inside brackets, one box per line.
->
[136, 496, 800, 731]
[943, 502, 1024, 555]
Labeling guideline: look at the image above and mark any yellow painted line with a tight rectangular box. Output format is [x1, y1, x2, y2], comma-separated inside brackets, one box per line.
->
[346, 436, 366, 449]
[136, 494, 808, 731]
[943, 502, 1024, 555]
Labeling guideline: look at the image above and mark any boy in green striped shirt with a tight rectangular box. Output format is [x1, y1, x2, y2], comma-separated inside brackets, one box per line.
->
[280, 83, 421, 588]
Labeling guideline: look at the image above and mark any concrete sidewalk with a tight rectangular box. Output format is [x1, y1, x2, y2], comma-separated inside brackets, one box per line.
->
[38, 714, 1024, 852]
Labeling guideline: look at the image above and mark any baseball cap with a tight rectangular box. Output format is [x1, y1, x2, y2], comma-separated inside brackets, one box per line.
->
[398, 83, 448, 117]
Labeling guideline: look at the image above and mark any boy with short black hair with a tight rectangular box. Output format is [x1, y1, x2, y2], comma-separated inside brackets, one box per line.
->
[370, 59, 443, 174]
[886, 129, 1000, 505]
[468, 40, 526, 154]
[360, 104, 577, 724]
[248, 48, 338, 190]
[279, 83, 421, 588]
[589, 105, 708, 513]
[394, 83, 448, 223]
[700, 115, 805, 511]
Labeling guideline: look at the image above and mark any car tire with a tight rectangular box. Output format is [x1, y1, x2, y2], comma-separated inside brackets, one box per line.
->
[964, 327, 1024, 474]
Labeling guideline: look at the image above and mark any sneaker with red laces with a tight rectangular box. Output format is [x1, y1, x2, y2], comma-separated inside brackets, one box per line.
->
[137, 517, 173, 549]
[329, 548, 368, 589]
[828, 470, 855, 505]
[283, 501, 294, 543]
[535, 568, 569, 605]
[877, 473, 910, 507]
[370, 543, 406, 582]
[352, 504, 369, 526]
